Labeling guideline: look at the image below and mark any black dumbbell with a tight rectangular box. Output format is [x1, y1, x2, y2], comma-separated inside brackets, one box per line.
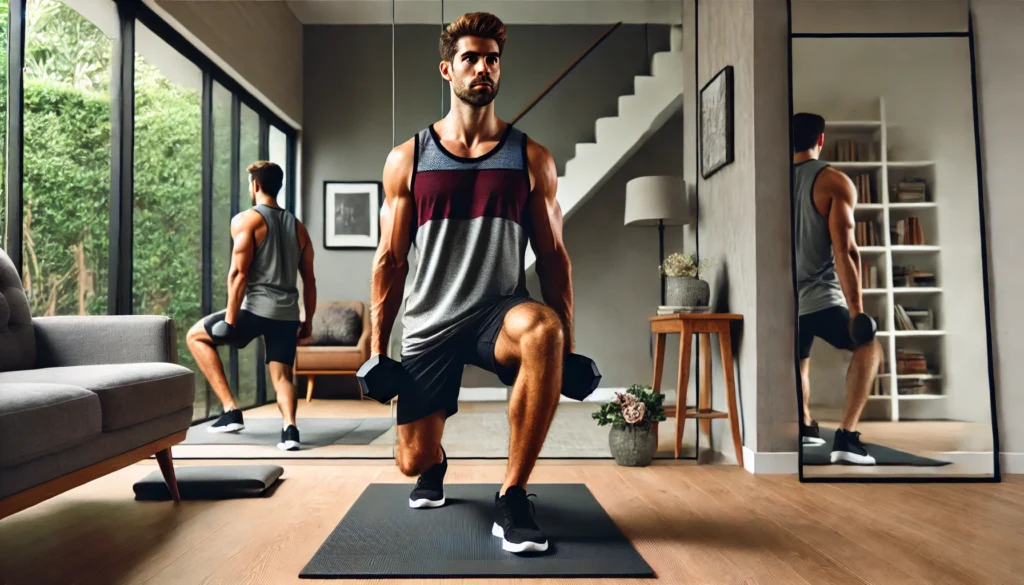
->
[356, 354, 418, 404]
[849, 313, 877, 346]
[560, 353, 602, 401]
[210, 320, 235, 344]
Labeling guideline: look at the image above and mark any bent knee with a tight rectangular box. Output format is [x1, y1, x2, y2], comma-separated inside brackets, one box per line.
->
[396, 447, 436, 477]
[509, 304, 563, 346]
[186, 321, 209, 344]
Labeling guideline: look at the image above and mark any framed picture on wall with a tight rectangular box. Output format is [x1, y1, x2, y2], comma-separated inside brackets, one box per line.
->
[323, 181, 382, 249]
[700, 65, 734, 179]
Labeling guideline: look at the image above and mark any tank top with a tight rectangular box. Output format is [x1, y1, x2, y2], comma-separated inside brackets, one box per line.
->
[793, 159, 847, 315]
[400, 123, 532, 357]
[240, 204, 301, 321]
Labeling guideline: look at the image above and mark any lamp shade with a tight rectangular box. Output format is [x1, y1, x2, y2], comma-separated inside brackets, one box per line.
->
[623, 176, 690, 227]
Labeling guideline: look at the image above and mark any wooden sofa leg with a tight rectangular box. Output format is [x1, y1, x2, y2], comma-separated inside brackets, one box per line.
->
[155, 448, 181, 503]
[306, 375, 315, 403]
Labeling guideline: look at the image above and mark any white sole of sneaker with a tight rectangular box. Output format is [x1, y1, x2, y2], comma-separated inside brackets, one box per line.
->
[830, 450, 876, 465]
[491, 522, 549, 553]
[207, 423, 244, 433]
[277, 440, 300, 451]
[802, 437, 826, 446]
[408, 497, 445, 508]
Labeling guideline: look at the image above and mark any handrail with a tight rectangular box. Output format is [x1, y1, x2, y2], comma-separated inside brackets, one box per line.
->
[510, 21, 623, 126]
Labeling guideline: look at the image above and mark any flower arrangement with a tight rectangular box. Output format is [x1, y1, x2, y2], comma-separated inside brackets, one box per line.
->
[658, 252, 710, 278]
[592, 384, 667, 430]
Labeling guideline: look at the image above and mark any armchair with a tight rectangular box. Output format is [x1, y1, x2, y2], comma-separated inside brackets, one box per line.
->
[295, 300, 371, 402]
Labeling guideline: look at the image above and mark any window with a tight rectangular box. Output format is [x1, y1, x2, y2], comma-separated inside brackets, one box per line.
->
[133, 23, 204, 417]
[1, 2, 7, 241]
[21, 0, 115, 316]
[236, 103, 261, 408]
[208, 81, 234, 419]
[268, 125, 288, 209]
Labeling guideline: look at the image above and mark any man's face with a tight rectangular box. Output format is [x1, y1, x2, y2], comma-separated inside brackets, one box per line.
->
[443, 36, 501, 108]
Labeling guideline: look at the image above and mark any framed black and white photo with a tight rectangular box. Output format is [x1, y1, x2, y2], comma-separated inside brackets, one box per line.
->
[700, 65, 734, 179]
[323, 181, 382, 249]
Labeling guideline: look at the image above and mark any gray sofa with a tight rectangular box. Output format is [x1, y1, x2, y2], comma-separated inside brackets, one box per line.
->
[0, 248, 195, 519]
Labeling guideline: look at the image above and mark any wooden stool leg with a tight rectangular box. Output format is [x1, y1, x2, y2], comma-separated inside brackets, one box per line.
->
[698, 333, 712, 442]
[675, 324, 694, 459]
[719, 327, 744, 468]
[155, 448, 180, 503]
[305, 375, 315, 403]
[652, 333, 667, 445]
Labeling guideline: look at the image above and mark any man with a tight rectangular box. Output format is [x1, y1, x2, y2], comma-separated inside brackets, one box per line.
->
[792, 112, 884, 465]
[186, 161, 317, 451]
[370, 12, 571, 554]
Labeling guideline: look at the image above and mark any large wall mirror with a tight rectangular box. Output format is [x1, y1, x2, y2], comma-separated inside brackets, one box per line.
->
[788, 0, 999, 480]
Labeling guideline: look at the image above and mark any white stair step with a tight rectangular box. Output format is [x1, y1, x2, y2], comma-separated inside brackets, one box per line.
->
[634, 75, 659, 96]
[651, 51, 684, 81]
[574, 142, 600, 160]
[618, 94, 644, 118]
[670, 25, 682, 51]
[594, 116, 635, 144]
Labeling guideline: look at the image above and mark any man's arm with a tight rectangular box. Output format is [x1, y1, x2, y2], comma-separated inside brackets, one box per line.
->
[526, 138, 574, 355]
[369, 140, 416, 356]
[296, 220, 317, 339]
[226, 213, 257, 325]
[825, 169, 864, 316]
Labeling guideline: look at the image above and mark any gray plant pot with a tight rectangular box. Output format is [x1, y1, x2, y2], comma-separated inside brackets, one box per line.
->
[608, 424, 657, 466]
[665, 275, 710, 307]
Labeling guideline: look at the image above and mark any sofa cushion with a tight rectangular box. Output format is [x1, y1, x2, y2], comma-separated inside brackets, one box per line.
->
[0, 363, 195, 431]
[0, 249, 37, 372]
[0, 383, 102, 468]
[310, 304, 362, 346]
[295, 346, 364, 371]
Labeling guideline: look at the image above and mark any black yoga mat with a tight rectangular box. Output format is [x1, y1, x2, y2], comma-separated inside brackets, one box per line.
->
[300, 483, 654, 579]
[134, 464, 283, 500]
[803, 427, 952, 466]
[182, 417, 391, 447]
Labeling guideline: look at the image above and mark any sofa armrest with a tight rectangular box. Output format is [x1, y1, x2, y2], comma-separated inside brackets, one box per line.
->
[33, 315, 178, 367]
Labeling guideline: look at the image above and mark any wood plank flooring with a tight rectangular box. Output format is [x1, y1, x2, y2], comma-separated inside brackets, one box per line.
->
[0, 460, 1021, 585]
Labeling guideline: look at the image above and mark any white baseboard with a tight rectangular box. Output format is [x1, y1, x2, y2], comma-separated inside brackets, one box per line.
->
[742, 447, 798, 474]
[1002, 452, 1024, 474]
[458, 387, 678, 404]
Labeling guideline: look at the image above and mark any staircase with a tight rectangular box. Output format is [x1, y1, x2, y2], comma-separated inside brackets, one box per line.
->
[523, 42, 684, 274]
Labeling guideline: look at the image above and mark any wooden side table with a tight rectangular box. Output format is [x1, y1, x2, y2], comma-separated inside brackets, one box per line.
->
[649, 313, 744, 465]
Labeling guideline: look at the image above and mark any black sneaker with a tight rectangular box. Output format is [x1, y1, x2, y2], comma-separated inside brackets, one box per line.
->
[207, 408, 244, 433]
[830, 429, 876, 465]
[801, 419, 826, 446]
[492, 485, 549, 553]
[277, 424, 300, 451]
[408, 446, 447, 508]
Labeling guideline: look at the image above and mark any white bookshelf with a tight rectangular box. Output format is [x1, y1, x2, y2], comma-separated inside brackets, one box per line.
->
[825, 97, 944, 421]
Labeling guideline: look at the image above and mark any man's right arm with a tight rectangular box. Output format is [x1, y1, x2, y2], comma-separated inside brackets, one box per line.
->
[296, 220, 317, 339]
[370, 140, 415, 357]
[825, 169, 864, 316]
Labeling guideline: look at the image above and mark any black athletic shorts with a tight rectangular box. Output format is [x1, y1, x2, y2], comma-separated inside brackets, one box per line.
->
[203, 309, 300, 365]
[396, 296, 536, 425]
[798, 305, 856, 360]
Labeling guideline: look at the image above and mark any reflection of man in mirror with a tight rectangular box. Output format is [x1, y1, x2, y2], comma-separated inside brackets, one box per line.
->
[792, 113, 884, 465]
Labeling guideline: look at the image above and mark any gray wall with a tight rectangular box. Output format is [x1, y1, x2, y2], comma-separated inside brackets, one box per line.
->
[302, 24, 681, 392]
[973, 0, 1024, 458]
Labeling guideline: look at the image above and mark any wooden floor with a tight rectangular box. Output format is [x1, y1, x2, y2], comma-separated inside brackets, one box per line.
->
[1, 460, 1022, 585]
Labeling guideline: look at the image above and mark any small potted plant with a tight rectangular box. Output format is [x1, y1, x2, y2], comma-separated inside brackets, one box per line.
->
[592, 384, 667, 466]
[659, 252, 710, 308]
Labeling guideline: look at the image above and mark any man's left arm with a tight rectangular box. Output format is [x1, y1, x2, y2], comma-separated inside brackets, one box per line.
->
[226, 213, 255, 326]
[526, 138, 574, 354]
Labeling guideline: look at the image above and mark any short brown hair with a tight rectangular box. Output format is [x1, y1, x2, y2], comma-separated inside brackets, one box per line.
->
[439, 12, 506, 63]
[247, 161, 283, 196]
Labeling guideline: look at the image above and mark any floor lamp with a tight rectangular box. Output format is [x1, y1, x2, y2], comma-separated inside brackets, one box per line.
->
[624, 176, 691, 306]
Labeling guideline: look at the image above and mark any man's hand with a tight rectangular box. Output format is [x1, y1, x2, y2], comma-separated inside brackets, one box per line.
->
[525, 137, 574, 355]
[297, 320, 313, 345]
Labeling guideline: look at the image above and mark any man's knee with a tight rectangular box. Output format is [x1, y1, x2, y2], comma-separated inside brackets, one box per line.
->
[395, 444, 437, 477]
[186, 320, 210, 345]
[508, 304, 563, 349]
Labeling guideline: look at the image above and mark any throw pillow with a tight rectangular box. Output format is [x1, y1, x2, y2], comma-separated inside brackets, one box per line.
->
[311, 306, 362, 346]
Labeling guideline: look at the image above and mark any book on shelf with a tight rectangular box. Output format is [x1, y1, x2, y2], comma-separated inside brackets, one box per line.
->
[893, 177, 928, 202]
[856, 221, 880, 246]
[897, 378, 935, 395]
[895, 304, 934, 331]
[893, 265, 936, 287]
[896, 349, 930, 375]
[829, 139, 865, 162]
[890, 216, 925, 245]
[849, 172, 876, 204]
[860, 260, 878, 289]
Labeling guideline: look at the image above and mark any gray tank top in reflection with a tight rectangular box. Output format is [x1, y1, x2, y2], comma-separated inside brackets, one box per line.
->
[241, 204, 301, 321]
[793, 159, 846, 316]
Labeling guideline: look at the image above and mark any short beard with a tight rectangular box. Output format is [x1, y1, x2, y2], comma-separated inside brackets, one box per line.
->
[453, 78, 499, 107]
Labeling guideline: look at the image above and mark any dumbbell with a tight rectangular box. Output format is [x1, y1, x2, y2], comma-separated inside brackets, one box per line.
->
[849, 313, 877, 346]
[356, 352, 602, 404]
[210, 320, 235, 344]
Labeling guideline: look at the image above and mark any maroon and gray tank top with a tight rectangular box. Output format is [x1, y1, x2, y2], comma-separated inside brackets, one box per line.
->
[400, 123, 532, 357]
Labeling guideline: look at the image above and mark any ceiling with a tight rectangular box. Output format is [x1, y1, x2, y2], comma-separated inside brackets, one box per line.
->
[285, 0, 684, 25]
